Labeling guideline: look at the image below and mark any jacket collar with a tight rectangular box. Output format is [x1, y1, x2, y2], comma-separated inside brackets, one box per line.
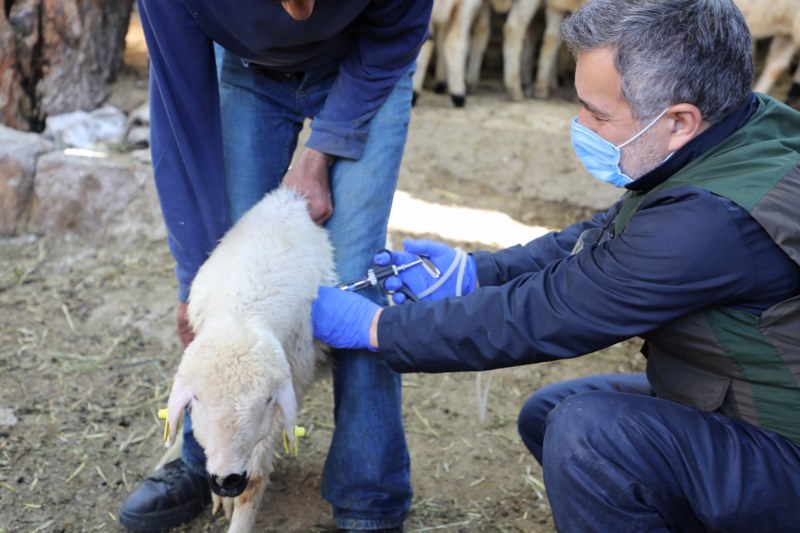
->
[626, 93, 757, 192]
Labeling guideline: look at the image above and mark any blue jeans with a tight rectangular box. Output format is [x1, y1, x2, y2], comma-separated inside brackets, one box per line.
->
[519, 374, 800, 532]
[182, 48, 413, 530]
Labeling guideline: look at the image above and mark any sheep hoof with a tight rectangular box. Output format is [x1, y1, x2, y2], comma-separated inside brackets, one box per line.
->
[450, 94, 466, 107]
[412, 91, 419, 107]
[433, 81, 447, 94]
[507, 89, 525, 102]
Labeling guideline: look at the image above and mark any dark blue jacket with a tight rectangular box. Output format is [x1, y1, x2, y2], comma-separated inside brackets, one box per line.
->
[136, 0, 431, 301]
[378, 94, 800, 373]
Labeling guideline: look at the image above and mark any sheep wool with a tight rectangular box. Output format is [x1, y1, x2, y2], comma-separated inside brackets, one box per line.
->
[164, 186, 336, 532]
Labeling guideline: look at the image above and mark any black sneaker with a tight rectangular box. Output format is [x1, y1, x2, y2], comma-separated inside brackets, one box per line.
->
[118, 458, 211, 532]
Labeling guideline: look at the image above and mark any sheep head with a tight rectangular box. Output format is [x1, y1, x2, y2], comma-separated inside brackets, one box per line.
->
[165, 327, 297, 498]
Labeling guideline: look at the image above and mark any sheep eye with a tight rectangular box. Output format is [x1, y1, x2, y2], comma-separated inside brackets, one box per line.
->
[266, 396, 274, 405]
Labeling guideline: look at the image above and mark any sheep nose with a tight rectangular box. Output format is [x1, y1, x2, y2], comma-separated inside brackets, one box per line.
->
[209, 472, 249, 497]
[219, 473, 244, 490]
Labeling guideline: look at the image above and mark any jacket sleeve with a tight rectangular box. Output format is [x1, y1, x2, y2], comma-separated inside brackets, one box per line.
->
[137, 0, 228, 302]
[377, 189, 763, 373]
[472, 206, 614, 287]
[306, 0, 432, 159]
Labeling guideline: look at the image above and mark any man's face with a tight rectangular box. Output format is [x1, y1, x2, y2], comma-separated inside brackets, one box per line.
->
[574, 48, 671, 180]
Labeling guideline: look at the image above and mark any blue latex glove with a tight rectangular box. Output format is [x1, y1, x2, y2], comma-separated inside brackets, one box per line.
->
[312, 286, 380, 351]
[375, 240, 477, 304]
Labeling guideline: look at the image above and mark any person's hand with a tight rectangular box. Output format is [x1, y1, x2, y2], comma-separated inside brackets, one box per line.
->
[282, 147, 335, 225]
[376, 240, 477, 304]
[176, 303, 194, 348]
[312, 286, 381, 350]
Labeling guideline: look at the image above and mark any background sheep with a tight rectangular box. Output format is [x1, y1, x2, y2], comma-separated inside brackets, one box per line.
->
[497, 0, 585, 101]
[163, 187, 336, 532]
[413, 0, 582, 106]
[413, 0, 496, 107]
[734, 0, 800, 105]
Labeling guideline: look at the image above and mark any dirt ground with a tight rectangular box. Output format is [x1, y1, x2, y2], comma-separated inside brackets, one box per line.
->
[1, 14, 793, 533]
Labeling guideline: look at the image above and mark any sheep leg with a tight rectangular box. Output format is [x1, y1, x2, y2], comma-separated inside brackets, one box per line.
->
[225, 439, 274, 533]
[504, 0, 542, 101]
[444, 0, 483, 106]
[532, 6, 567, 98]
[212, 494, 234, 519]
[433, 20, 449, 93]
[521, 13, 543, 92]
[225, 475, 266, 533]
[754, 35, 796, 95]
[466, 1, 492, 91]
[412, 30, 435, 104]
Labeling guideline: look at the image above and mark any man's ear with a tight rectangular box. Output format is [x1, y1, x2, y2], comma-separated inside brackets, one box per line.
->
[165, 376, 192, 448]
[666, 103, 707, 152]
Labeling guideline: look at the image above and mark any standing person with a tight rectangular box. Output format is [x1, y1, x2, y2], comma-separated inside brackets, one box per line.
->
[312, 0, 800, 530]
[119, 1, 432, 531]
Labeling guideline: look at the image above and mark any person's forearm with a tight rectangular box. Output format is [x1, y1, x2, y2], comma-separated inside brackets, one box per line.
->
[472, 207, 614, 287]
[307, 0, 431, 160]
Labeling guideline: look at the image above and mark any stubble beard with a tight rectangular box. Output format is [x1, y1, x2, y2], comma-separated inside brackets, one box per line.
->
[618, 124, 670, 181]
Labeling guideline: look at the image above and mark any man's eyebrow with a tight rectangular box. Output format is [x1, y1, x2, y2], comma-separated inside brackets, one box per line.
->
[578, 97, 608, 118]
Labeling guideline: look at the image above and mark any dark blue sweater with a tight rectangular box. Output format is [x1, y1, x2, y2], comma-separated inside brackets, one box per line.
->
[136, 0, 431, 301]
[378, 95, 800, 373]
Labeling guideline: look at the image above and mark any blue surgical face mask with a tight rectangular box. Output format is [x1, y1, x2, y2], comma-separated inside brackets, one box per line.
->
[571, 108, 670, 187]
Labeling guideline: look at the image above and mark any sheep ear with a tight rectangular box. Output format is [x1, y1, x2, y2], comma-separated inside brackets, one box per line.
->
[165, 377, 192, 448]
[276, 378, 297, 448]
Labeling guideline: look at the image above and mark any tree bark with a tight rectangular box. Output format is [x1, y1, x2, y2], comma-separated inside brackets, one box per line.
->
[0, 0, 134, 131]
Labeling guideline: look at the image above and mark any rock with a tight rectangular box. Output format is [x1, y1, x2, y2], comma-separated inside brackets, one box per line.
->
[0, 109, 162, 241]
[122, 101, 150, 150]
[0, 125, 54, 235]
[123, 125, 150, 150]
[29, 150, 165, 242]
[43, 105, 127, 149]
[126, 101, 150, 127]
[0, 407, 17, 427]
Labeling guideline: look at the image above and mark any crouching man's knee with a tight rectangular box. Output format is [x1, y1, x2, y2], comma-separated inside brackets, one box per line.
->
[541, 391, 626, 475]
[539, 391, 688, 531]
[517, 391, 554, 464]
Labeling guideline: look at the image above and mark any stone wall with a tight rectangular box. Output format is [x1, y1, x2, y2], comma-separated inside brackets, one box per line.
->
[0, 123, 164, 243]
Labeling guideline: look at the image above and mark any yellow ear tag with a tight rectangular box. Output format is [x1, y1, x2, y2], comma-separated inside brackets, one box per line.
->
[282, 425, 306, 456]
[158, 408, 169, 444]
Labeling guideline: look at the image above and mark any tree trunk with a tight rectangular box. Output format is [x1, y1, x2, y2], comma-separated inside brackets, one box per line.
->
[0, 0, 134, 131]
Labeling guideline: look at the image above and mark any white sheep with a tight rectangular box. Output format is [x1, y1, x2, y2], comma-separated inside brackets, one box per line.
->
[734, 0, 800, 103]
[163, 186, 336, 532]
[414, 0, 491, 107]
[503, 0, 585, 101]
[414, 0, 496, 107]
[413, 0, 582, 105]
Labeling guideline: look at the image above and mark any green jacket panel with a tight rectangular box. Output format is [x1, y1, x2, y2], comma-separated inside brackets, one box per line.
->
[615, 94, 800, 445]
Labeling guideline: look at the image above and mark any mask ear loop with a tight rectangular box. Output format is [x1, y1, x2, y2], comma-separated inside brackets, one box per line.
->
[616, 107, 671, 149]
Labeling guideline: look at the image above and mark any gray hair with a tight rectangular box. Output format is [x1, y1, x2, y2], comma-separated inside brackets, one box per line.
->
[561, 0, 754, 124]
